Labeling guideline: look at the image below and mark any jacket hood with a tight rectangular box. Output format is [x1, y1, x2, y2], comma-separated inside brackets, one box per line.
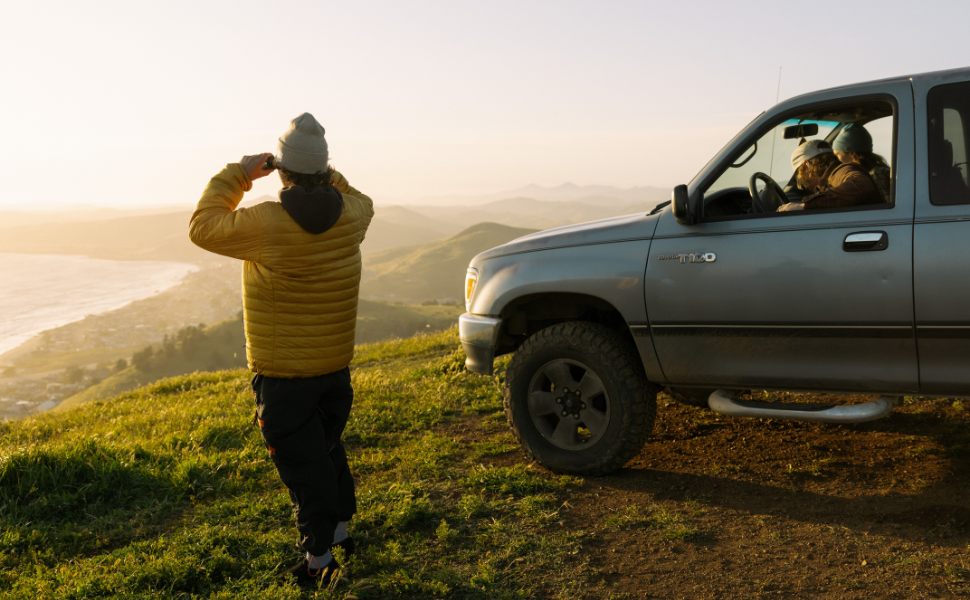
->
[475, 211, 661, 261]
[278, 185, 344, 234]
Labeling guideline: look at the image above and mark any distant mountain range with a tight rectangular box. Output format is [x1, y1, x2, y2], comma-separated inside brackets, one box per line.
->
[0, 205, 193, 229]
[403, 197, 655, 232]
[0, 211, 209, 262]
[0, 188, 660, 261]
[399, 182, 671, 207]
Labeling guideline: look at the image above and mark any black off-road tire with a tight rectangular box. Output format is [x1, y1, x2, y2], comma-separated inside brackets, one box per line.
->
[503, 321, 657, 476]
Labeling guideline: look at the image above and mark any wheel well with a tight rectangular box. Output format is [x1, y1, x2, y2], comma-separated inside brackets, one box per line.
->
[495, 293, 633, 357]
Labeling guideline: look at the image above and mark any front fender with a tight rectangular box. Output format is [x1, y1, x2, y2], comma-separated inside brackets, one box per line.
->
[469, 240, 653, 323]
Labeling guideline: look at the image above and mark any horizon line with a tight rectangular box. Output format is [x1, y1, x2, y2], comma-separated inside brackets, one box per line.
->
[0, 181, 675, 212]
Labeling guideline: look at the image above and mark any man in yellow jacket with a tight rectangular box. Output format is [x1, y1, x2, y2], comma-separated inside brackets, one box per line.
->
[189, 113, 374, 586]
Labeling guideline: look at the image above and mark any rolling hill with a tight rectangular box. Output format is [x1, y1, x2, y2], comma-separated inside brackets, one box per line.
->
[56, 318, 248, 410]
[0, 328, 598, 598]
[359, 206, 456, 254]
[401, 182, 671, 206]
[57, 300, 463, 409]
[361, 222, 537, 303]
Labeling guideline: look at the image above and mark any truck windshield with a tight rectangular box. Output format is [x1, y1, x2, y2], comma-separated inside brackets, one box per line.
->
[705, 119, 838, 197]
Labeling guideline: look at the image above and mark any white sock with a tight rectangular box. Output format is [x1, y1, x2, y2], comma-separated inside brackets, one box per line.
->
[307, 550, 332, 569]
[333, 521, 349, 544]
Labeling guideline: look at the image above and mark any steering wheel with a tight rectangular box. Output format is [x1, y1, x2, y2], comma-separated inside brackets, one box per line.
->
[748, 172, 788, 213]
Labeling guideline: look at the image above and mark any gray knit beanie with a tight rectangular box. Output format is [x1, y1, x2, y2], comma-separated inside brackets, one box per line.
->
[276, 113, 328, 174]
[833, 123, 873, 153]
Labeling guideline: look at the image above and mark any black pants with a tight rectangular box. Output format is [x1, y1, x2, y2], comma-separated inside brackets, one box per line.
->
[252, 368, 357, 557]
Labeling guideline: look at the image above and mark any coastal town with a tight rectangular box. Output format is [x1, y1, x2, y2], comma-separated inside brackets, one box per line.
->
[0, 377, 93, 419]
[0, 258, 242, 419]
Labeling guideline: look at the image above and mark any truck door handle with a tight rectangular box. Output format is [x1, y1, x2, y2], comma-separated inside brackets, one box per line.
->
[843, 231, 888, 252]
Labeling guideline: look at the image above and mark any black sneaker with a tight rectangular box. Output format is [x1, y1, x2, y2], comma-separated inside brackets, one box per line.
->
[332, 536, 356, 557]
[281, 556, 340, 587]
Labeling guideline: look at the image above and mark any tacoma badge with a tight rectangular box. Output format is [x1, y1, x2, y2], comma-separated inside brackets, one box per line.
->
[657, 253, 716, 264]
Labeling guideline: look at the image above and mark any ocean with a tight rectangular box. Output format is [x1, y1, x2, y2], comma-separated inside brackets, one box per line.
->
[0, 254, 198, 356]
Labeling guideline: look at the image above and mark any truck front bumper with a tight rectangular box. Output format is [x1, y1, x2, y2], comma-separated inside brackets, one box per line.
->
[459, 313, 502, 376]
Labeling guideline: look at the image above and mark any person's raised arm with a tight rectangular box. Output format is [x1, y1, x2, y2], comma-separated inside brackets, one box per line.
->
[188, 153, 275, 261]
[330, 170, 371, 204]
[330, 169, 375, 240]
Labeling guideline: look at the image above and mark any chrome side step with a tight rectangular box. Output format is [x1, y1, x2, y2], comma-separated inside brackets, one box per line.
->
[708, 389, 901, 424]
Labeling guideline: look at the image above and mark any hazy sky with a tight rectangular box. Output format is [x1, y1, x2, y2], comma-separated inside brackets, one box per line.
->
[2, 0, 970, 208]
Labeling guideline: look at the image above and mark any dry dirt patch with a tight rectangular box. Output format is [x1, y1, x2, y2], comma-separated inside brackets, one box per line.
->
[473, 391, 970, 598]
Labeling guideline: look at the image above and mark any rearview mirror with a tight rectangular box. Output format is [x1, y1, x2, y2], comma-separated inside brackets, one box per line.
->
[783, 123, 818, 139]
[672, 185, 696, 225]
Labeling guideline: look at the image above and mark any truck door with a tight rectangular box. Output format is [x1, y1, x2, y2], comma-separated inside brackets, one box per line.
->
[912, 75, 970, 394]
[644, 81, 918, 392]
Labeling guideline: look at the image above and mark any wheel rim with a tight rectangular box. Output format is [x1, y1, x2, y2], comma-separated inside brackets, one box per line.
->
[527, 358, 611, 450]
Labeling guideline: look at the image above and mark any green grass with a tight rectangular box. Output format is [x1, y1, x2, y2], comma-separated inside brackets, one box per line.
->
[603, 505, 705, 541]
[354, 301, 463, 346]
[0, 327, 595, 599]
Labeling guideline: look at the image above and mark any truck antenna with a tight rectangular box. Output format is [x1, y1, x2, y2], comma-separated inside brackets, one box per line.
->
[776, 66, 782, 103]
[769, 66, 783, 179]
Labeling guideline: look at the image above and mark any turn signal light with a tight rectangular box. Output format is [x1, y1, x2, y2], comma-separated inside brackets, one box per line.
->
[465, 268, 479, 309]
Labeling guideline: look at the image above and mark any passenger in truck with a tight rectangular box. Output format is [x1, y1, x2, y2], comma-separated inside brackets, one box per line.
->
[777, 140, 884, 212]
[832, 123, 892, 202]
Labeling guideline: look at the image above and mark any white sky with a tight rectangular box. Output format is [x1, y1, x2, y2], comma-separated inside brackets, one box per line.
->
[2, 0, 969, 207]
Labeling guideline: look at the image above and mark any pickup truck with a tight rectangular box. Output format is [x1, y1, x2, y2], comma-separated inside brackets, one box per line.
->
[458, 67, 970, 476]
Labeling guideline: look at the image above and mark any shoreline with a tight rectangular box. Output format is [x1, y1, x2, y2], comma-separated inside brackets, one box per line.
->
[0, 257, 240, 369]
[0, 253, 201, 357]
[0, 258, 243, 420]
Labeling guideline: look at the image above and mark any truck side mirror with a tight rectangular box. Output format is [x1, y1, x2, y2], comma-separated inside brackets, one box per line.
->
[672, 185, 697, 225]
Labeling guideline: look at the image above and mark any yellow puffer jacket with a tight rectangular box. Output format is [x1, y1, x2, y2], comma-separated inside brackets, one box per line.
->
[188, 164, 374, 378]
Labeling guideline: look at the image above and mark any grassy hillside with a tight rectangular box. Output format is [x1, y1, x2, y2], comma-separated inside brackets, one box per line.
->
[0, 328, 595, 599]
[59, 302, 463, 409]
[361, 222, 537, 303]
[354, 300, 463, 344]
[57, 319, 248, 410]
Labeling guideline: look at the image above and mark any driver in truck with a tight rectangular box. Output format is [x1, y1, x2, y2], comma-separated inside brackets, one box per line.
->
[777, 139, 884, 212]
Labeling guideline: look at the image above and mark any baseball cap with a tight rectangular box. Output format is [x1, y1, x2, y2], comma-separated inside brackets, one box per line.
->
[791, 139, 833, 171]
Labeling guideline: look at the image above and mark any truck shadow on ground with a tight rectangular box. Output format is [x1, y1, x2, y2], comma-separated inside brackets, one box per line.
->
[583, 398, 970, 548]
[598, 468, 969, 546]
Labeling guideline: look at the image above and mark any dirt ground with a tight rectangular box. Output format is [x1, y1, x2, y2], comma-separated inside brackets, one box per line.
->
[494, 391, 970, 599]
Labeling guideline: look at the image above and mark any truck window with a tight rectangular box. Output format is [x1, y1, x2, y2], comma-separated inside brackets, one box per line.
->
[927, 82, 970, 205]
[701, 99, 895, 220]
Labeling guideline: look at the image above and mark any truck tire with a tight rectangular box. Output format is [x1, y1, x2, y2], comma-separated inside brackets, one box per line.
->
[503, 321, 657, 476]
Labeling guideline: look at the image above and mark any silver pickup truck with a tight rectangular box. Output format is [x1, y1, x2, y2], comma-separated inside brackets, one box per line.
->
[459, 66, 970, 476]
